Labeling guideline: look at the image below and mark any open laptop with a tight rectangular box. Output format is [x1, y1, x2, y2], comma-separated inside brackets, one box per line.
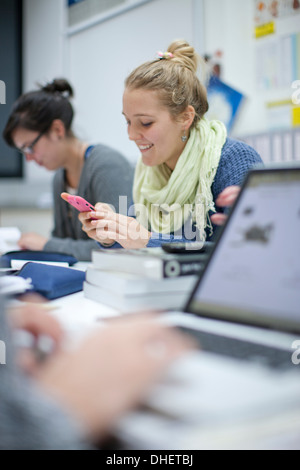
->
[94, 164, 300, 449]
[166, 164, 300, 371]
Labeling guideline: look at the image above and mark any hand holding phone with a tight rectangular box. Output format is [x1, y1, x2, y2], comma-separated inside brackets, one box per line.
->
[61, 192, 96, 214]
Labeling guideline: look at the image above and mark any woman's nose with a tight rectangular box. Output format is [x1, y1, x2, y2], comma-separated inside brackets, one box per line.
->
[128, 125, 142, 142]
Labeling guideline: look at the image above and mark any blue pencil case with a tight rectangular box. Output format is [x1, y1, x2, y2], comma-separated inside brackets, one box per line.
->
[0, 250, 78, 268]
[17, 262, 86, 300]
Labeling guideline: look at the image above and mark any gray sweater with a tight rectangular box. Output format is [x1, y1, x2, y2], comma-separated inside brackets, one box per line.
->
[44, 144, 133, 261]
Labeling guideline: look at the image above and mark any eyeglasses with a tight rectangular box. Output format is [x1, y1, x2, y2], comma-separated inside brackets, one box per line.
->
[17, 131, 45, 155]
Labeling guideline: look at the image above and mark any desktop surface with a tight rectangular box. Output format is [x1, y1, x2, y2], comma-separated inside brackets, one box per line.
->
[45, 287, 300, 450]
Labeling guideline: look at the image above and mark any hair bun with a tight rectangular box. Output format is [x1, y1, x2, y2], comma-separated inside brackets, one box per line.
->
[41, 78, 74, 98]
[167, 40, 198, 73]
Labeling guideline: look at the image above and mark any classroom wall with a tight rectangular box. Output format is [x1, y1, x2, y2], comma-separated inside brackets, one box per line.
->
[16, 0, 200, 195]
[21, 0, 300, 181]
[0, 0, 198, 206]
[3, 0, 299, 208]
[22, 0, 65, 184]
[203, 0, 300, 138]
[66, 0, 196, 163]
[0, 0, 64, 210]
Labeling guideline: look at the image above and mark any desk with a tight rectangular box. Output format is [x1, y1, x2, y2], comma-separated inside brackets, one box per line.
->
[46, 269, 300, 450]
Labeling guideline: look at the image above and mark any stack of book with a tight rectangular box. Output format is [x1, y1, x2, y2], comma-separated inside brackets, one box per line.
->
[83, 247, 210, 312]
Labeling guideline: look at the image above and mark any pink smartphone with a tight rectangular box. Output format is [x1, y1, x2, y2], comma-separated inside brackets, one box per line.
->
[61, 192, 96, 214]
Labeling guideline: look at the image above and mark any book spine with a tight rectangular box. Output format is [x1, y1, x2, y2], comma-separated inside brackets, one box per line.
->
[92, 252, 207, 279]
[162, 259, 206, 278]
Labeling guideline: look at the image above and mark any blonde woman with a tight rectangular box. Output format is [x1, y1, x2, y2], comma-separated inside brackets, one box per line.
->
[79, 40, 262, 249]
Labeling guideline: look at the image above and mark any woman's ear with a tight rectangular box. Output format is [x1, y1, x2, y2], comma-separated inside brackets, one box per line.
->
[49, 119, 66, 140]
[181, 105, 195, 131]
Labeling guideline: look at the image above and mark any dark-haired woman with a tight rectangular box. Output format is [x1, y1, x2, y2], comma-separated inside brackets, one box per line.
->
[3, 79, 133, 261]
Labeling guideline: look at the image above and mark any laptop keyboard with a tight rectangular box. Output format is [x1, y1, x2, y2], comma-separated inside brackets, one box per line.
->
[179, 327, 296, 371]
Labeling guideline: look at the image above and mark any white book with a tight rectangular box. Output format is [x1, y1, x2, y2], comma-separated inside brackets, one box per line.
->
[0, 227, 21, 254]
[83, 281, 191, 312]
[92, 248, 208, 279]
[86, 266, 198, 295]
[11, 260, 70, 269]
[0, 275, 33, 296]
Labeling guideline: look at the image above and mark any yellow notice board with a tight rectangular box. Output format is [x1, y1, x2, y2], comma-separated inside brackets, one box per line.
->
[254, 0, 300, 38]
[255, 22, 275, 38]
[292, 106, 300, 127]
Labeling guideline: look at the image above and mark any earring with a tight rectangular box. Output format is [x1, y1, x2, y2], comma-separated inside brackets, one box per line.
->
[181, 130, 187, 143]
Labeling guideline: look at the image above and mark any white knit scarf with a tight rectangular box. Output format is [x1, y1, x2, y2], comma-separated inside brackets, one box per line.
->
[133, 118, 227, 240]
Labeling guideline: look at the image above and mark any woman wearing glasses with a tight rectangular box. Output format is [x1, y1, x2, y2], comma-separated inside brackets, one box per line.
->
[3, 79, 133, 261]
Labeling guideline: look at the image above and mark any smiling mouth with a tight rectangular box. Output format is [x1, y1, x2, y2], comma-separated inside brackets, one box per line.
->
[138, 144, 154, 151]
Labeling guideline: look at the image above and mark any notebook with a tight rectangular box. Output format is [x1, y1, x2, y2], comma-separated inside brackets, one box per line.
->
[165, 164, 300, 371]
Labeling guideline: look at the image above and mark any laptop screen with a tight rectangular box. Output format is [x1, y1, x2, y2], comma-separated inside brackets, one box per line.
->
[187, 167, 300, 333]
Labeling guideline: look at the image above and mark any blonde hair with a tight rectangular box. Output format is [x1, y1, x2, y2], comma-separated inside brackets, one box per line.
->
[125, 40, 209, 128]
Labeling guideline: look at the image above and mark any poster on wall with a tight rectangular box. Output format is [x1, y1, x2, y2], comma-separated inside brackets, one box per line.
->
[206, 76, 245, 134]
[254, 0, 300, 38]
[255, 33, 300, 90]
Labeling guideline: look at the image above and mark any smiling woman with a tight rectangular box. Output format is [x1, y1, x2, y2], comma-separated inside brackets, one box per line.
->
[122, 88, 192, 170]
[79, 39, 263, 250]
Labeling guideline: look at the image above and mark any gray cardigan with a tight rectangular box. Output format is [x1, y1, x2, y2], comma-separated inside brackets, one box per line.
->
[44, 144, 134, 261]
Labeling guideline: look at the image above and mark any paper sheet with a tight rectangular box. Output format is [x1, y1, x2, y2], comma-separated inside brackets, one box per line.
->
[0, 227, 21, 254]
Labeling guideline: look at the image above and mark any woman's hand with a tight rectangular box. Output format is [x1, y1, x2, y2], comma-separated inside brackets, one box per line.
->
[18, 233, 48, 251]
[79, 203, 151, 250]
[78, 203, 115, 246]
[211, 186, 241, 226]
